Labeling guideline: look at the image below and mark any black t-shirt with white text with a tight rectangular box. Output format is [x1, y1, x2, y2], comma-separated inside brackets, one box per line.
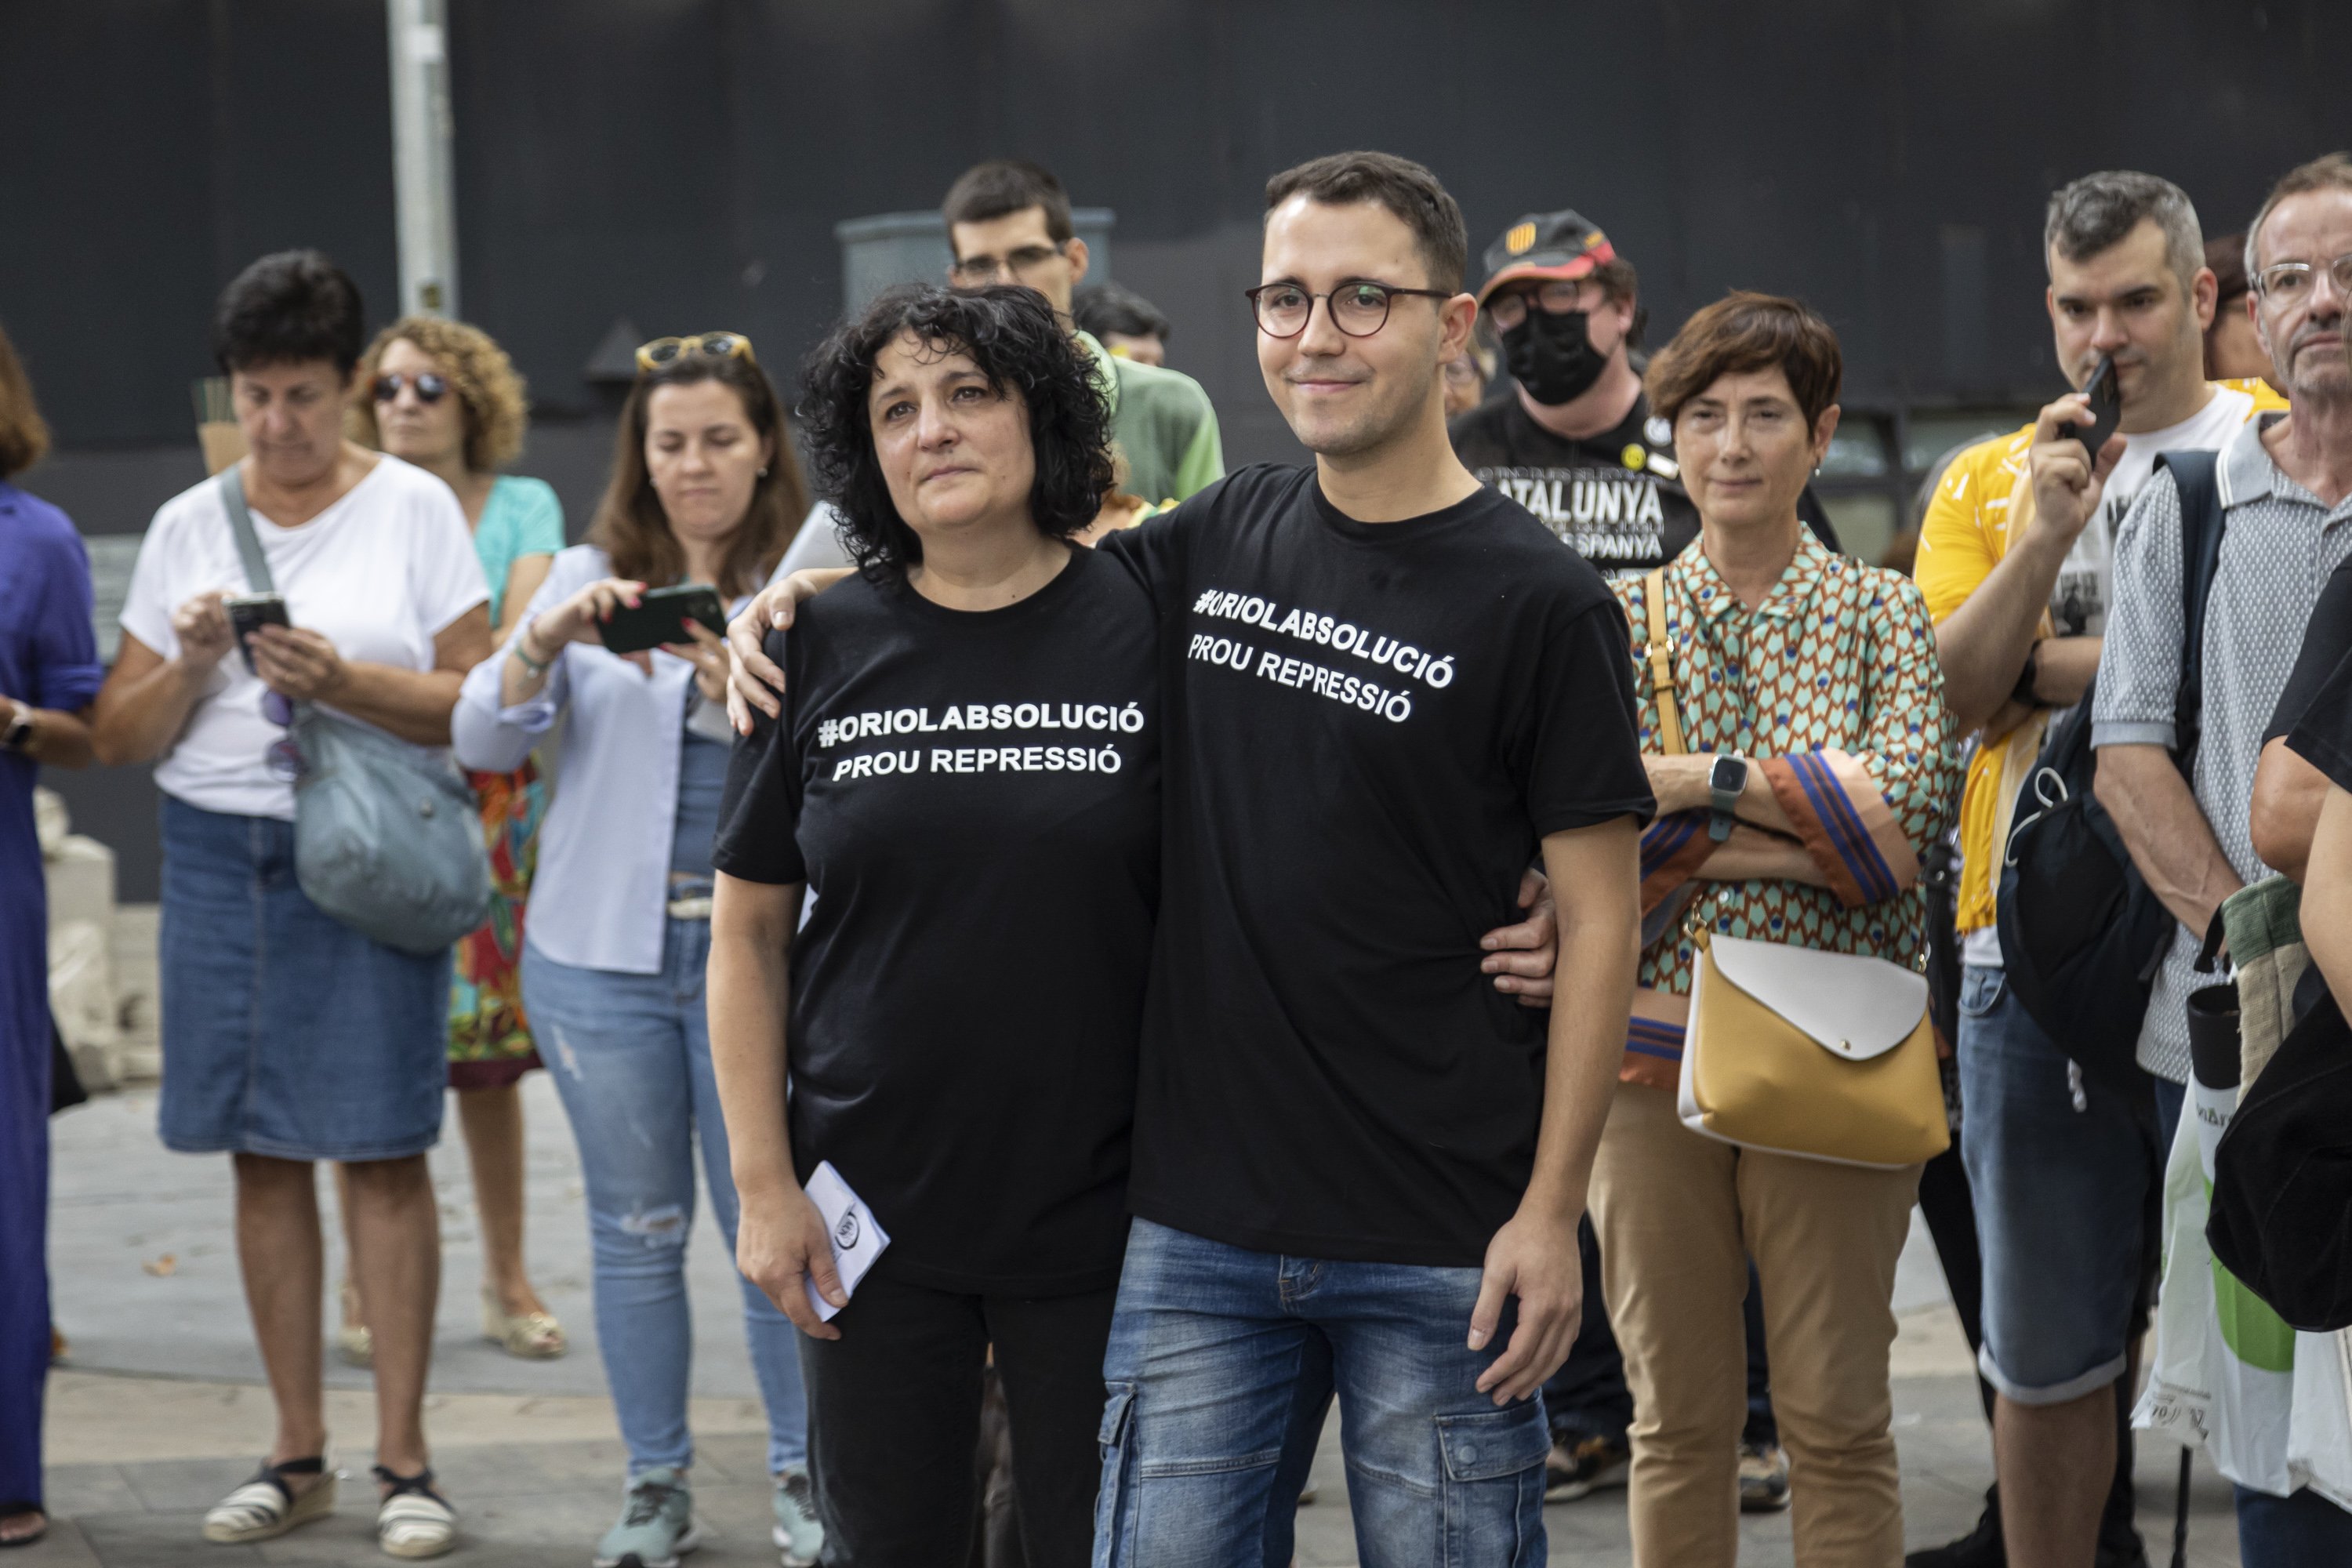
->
[1450, 390, 1842, 577]
[712, 546, 1159, 1295]
[1102, 466, 1653, 1267]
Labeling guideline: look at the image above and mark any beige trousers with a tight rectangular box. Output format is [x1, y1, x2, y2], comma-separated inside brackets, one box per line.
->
[1588, 1083, 1920, 1567]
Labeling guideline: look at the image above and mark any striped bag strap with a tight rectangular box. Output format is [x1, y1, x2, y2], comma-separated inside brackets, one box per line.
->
[1642, 565, 1686, 757]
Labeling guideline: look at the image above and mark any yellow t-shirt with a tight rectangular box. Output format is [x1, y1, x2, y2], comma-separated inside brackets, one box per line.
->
[1915, 378, 2285, 936]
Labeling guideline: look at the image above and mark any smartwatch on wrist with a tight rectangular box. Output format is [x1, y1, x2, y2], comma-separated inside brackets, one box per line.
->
[1, 701, 33, 755]
[1708, 754, 1749, 842]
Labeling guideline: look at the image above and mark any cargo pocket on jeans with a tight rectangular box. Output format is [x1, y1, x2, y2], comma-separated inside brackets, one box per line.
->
[1091, 1382, 1138, 1566]
[1436, 1405, 1549, 1566]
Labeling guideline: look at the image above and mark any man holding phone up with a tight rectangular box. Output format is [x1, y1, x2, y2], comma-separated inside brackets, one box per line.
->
[1912, 171, 2283, 1568]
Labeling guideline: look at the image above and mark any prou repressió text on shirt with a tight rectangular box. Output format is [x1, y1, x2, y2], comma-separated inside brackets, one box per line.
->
[1186, 585, 1455, 724]
[815, 699, 1145, 783]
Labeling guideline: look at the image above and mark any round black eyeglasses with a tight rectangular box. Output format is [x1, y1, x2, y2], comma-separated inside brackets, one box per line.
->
[1246, 281, 1454, 339]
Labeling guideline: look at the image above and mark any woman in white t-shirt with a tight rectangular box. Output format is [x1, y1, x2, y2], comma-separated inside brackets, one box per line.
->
[89, 251, 488, 1560]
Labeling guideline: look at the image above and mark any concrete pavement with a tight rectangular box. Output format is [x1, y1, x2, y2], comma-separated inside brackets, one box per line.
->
[33, 1082, 2244, 1566]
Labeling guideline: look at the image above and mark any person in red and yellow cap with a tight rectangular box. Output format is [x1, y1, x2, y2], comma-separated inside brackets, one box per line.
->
[1451, 209, 1838, 579]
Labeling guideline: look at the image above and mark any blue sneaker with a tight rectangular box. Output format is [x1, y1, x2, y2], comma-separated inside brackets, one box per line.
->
[594, 1467, 699, 1568]
[772, 1468, 824, 1566]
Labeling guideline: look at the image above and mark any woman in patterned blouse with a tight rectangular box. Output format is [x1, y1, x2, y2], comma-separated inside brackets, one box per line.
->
[1587, 292, 1959, 1568]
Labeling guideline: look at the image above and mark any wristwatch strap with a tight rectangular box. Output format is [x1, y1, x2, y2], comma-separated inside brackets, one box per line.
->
[1708, 757, 1747, 842]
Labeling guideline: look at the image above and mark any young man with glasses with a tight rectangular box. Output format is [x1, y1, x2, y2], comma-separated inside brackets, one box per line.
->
[1451, 209, 1837, 579]
[727, 152, 1644, 1558]
[1087, 150, 1650, 1562]
[1913, 169, 2284, 1568]
[943, 159, 1223, 507]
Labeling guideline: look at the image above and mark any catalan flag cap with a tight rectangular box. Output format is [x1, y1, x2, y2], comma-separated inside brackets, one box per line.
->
[1475, 209, 1619, 307]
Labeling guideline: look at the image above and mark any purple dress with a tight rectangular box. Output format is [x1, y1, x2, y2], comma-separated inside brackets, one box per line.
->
[0, 481, 103, 1515]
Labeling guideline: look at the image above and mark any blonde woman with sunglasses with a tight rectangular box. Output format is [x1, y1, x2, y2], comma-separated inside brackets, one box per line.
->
[336, 316, 570, 1371]
[450, 333, 825, 1567]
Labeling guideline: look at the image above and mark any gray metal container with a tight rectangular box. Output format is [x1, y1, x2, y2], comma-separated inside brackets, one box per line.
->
[833, 209, 1114, 314]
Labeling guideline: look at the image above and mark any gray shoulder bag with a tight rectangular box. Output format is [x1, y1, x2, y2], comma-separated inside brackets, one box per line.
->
[220, 467, 490, 954]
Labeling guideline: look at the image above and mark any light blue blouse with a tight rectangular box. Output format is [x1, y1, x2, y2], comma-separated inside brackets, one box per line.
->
[452, 544, 760, 975]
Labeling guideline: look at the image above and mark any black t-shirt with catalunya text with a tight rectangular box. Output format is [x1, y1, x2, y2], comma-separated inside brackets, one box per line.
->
[1100, 465, 1653, 1268]
[1450, 389, 1698, 578]
[712, 546, 1159, 1295]
[1449, 389, 1843, 579]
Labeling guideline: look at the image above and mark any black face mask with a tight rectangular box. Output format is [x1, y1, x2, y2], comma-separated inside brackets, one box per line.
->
[1501, 308, 1607, 405]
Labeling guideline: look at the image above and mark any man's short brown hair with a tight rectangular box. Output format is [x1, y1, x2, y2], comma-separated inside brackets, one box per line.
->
[1592, 256, 1646, 348]
[942, 159, 1074, 245]
[1644, 291, 1842, 429]
[1264, 151, 1469, 295]
[0, 320, 51, 479]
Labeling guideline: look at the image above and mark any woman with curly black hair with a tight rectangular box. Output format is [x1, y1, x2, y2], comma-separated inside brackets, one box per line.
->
[706, 283, 1156, 1564]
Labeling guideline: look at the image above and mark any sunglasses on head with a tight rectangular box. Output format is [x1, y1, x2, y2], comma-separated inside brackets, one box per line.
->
[635, 332, 755, 374]
[372, 371, 448, 405]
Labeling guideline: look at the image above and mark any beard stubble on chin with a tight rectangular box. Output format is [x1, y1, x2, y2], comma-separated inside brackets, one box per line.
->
[1283, 371, 1420, 459]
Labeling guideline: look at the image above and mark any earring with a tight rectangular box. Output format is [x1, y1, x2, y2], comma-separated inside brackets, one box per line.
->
[757, 466, 769, 477]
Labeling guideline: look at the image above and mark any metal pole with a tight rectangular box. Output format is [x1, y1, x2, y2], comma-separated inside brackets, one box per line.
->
[386, 0, 458, 317]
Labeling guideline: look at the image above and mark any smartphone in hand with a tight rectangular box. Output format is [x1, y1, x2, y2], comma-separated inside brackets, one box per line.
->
[225, 593, 289, 673]
[2061, 354, 2122, 463]
[599, 584, 728, 656]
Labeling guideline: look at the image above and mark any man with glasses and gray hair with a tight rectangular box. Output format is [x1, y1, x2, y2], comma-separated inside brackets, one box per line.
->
[1913, 168, 2285, 1568]
[2098, 151, 2352, 1566]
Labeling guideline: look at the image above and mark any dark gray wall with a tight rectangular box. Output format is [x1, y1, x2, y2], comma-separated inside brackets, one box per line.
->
[9, 0, 2347, 451]
[8, 0, 2349, 894]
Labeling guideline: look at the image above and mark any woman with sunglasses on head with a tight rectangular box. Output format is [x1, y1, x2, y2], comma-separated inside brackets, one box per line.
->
[450, 330, 825, 1568]
[89, 252, 491, 1559]
[340, 317, 569, 1370]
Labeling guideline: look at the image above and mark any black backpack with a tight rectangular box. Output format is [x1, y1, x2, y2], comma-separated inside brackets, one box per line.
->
[1995, 451, 2226, 1088]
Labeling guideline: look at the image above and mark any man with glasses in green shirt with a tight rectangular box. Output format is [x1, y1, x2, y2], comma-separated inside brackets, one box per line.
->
[944, 159, 1224, 508]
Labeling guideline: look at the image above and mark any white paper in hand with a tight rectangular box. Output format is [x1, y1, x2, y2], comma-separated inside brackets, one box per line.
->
[803, 1160, 888, 1323]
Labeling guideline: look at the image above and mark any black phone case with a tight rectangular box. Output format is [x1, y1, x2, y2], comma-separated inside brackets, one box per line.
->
[228, 596, 289, 672]
[599, 587, 728, 656]
[2061, 356, 2122, 459]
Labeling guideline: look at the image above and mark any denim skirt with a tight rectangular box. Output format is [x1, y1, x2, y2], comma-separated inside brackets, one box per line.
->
[157, 794, 448, 1162]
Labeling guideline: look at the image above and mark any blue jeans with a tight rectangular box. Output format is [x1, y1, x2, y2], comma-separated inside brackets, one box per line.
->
[1094, 1218, 1547, 1567]
[2238, 1483, 2352, 1564]
[521, 921, 808, 1475]
[1958, 964, 2163, 1404]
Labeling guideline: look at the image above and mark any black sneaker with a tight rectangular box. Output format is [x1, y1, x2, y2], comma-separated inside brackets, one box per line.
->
[1737, 1440, 1791, 1513]
[1544, 1433, 1630, 1501]
[1905, 1486, 2003, 1568]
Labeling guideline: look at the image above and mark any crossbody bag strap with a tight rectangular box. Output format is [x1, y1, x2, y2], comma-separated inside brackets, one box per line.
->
[2158, 449, 2226, 779]
[217, 464, 276, 596]
[1642, 565, 1686, 757]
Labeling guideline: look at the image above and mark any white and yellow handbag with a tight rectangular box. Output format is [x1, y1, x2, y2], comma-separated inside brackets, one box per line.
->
[1642, 565, 1947, 1170]
[1677, 921, 1948, 1169]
